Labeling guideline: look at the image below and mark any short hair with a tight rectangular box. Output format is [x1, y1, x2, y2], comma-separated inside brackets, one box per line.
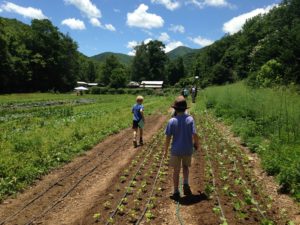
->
[136, 95, 144, 101]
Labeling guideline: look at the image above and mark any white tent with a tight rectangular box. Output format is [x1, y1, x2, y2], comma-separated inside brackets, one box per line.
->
[74, 86, 88, 91]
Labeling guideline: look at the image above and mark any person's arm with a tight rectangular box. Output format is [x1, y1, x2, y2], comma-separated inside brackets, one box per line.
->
[164, 135, 171, 157]
[193, 133, 200, 150]
[140, 109, 145, 123]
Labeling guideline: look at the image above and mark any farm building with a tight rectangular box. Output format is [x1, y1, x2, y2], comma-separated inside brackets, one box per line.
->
[140, 81, 163, 89]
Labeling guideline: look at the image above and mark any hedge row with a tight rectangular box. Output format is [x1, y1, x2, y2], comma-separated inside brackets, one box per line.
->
[88, 87, 181, 96]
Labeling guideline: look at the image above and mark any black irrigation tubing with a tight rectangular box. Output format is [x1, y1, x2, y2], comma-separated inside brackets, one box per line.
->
[0, 137, 131, 225]
[135, 152, 166, 225]
[104, 133, 163, 225]
[24, 138, 132, 225]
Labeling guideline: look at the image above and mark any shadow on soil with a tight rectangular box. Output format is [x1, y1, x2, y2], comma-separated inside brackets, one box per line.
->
[171, 192, 208, 206]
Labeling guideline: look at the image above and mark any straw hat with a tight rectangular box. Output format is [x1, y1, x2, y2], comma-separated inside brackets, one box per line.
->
[172, 96, 189, 110]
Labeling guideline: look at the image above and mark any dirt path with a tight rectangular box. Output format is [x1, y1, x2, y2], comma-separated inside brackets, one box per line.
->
[0, 114, 167, 225]
[1, 112, 299, 225]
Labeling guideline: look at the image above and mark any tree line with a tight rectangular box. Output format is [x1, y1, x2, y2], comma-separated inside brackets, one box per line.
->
[0, 0, 299, 93]
[188, 0, 300, 88]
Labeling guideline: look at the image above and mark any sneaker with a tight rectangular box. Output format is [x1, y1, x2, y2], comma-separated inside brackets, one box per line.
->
[183, 184, 192, 196]
[133, 140, 138, 148]
[139, 138, 144, 146]
[171, 191, 180, 200]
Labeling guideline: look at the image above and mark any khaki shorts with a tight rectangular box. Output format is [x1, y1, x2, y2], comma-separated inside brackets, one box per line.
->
[169, 155, 192, 167]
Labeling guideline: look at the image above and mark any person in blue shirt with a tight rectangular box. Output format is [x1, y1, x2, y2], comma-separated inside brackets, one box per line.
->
[164, 96, 199, 199]
[132, 96, 145, 148]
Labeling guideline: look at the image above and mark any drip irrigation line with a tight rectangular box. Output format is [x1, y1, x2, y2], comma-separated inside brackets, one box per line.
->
[135, 152, 166, 225]
[1, 137, 131, 225]
[105, 132, 163, 225]
[24, 138, 132, 225]
[201, 113, 228, 224]
[175, 177, 185, 225]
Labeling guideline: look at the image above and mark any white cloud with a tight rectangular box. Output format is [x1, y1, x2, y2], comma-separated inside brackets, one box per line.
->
[114, 8, 120, 13]
[64, 0, 101, 19]
[0, 8, 3, 13]
[0, 2, 47, 19]
[61, 18, 86, 30]
[189, 36, 214, 47]
[158, 32, 170, 42]
[186, 0, 233, 9]
[126, 38, 153, 56]
[223, 4, 277, 34]
[127, 4, 164, 29]
[151, 0, 180, 11]
[104, 24, 116, 32]
[90, 18, 101, 27]
[165, 41, 184, 52]
[127, 41, 139, 49]
[169, 24, 185, 33]
[128, 50, 136, 56]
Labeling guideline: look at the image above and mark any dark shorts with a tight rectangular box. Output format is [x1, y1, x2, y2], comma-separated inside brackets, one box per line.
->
[132, 120, 139, 129]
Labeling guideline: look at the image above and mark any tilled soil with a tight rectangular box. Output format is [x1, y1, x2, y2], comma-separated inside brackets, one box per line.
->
[0, 114, 167, 225]
[1, 112, 299, 225]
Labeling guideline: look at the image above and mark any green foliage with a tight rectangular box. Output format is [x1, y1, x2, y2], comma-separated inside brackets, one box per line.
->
[131, 40, 167, 82]
[201, 82, 300, 200]
[180, 0, 300, 87]
[91, 52, 133, 65]
[0, 93, 172, 201]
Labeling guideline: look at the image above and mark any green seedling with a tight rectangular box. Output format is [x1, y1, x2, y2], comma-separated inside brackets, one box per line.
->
[204, 183, 215, 199]
[93, 213, 101, 222]
[133, 199, 141, 210]
[107, 217, 114, 224]
[123, 169, 129, 177]
[130, 181, 137, 187]
[103, 201, 111, 210]
[260, 218, 275, 225]
[145, 210, 155, 222]
[122, 197, 128, 204]
[120, 176, 126, 183]
[128, 209, 138, 223]
[213, 206, 221, 214]
[126, 186, 133, 195]
[117, 204, 125, 215]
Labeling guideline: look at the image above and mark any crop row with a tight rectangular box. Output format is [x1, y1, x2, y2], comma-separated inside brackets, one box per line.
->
[197, 114, 288, 225]
[89, 130, 169, 225]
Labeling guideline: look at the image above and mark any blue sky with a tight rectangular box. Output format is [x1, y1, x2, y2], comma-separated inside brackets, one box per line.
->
[0, 0, 281, 56]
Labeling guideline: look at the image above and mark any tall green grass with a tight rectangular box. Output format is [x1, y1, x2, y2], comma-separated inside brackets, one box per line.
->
[200, 82, 300, 200]
[0, 94, 172, 201]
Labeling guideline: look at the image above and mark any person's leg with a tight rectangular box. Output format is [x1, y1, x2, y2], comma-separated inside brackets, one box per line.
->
[182, 156, 192, 195]
[132, 123, 138, 147]
[139, 128, 143, 145]
[183, 165, 189, 185]
[173, 166, 180, 193]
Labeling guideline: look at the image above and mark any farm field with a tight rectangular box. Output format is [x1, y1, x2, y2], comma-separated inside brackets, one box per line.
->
[0, 92, 299, 225]
[0, 93, 172, 201]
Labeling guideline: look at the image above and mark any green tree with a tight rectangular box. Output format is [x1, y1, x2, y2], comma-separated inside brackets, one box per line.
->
[131, 40, 167, 81]
[101, 55, 121, 86]
[110, 67, 128, 88]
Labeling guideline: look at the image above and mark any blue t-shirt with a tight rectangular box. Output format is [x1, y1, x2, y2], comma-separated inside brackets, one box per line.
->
[165, 114, 196, 156]
[132, 104, 144, 121]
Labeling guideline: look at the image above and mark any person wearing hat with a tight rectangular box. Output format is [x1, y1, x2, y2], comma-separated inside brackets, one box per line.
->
[164, 96, 200, 199]
[132, 95, 145, 148]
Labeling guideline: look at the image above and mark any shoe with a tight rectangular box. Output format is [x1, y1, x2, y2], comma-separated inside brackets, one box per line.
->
[170, 191, 180, 200]
[133, 140, 137, 148]
[183, 184, 192, 196]
[139, 138, 144, 146]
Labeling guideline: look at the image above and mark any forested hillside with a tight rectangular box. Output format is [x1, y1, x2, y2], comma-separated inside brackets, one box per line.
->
[186, 0, 300, 88]
[0, 0, 299, 93]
